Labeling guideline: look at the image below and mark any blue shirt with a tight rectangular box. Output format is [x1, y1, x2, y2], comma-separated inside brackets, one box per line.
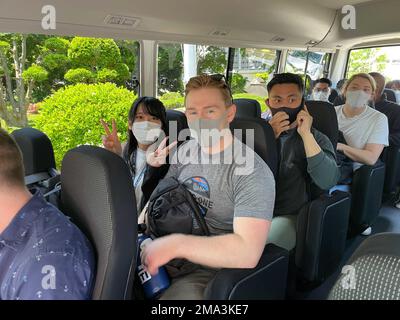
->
[0, 191, 95, 300]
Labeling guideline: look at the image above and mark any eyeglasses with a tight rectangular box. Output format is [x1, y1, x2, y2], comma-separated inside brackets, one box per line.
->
[209, 74, 233, 103]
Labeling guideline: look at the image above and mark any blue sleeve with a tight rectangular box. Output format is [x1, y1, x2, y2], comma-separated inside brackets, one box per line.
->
[8, 252, 94, 300]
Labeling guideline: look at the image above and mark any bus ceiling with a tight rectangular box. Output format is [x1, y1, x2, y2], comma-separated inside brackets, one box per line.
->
[0, 0, 399, 51]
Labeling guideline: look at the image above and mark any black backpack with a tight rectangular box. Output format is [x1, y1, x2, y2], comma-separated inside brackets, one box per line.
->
[146, 177, 210, 238]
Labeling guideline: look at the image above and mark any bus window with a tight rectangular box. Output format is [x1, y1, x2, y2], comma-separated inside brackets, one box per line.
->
[346, 46, 400, 80]
[231, 48, 279, 112]
[157, 43, 229, 110]
[285, 50, 328, 80]
[0, 33, 140, 167]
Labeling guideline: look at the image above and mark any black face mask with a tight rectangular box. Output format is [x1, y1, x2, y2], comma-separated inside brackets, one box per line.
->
[269, 98, 305, 124]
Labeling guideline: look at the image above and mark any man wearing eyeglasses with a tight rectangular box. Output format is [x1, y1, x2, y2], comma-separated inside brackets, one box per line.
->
[141, 74, 276, 300]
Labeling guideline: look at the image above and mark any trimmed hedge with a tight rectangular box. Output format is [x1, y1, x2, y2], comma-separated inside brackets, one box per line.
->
[33, 83, 136, 168]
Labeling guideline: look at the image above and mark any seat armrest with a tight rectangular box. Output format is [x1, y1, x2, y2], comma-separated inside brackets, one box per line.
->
[204, 244, 289, 300]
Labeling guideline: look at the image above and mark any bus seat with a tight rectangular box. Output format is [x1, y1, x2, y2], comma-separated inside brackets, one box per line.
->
[166, 109, 190, 147]
[349, 162, 386, 237]
[205, 244, 289, 299]
[329, 232, 400, 300]
[328, 88, 339, 104]
[306, 100, 338, 149]
[60, 145, 137, 300]
[384, 88, 397, 103]
[295, 190, 351, 284]
[11, 127, 57, 182]
[381, 146, 400, 195]
[11, 127, 60, 205]
[230, 117, 278, 177]
[166, 109, 188, 134]
[203, 119, 288, 299]
[233, 98, 262, 119]
[294, 101, 351, 285]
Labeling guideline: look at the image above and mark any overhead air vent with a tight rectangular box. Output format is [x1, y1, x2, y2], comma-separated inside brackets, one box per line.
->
[270, 36, 285, 43]
[209, 29, 230, 37]
[104, 15, 141, 28]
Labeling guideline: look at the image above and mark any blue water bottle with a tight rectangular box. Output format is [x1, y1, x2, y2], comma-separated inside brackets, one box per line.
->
[137, 224, 170, 299]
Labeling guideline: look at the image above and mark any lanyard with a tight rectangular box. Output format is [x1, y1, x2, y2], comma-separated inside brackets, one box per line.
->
[133, 166, 146, 188]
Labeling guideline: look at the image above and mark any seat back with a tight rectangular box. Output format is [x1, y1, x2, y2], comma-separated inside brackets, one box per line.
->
[295, 191, 351, 283]
[233, 98, 262, 119]
[329, 233, 400, 300]
[11, 127, 60, 205]
[306, 100, 339, 149]
[11, 127, 58, 184]
[349, 162, 386, 236]
[384, 88, 397, 103]
[229, 118, 278, 177]
[60, 145, 137, 300]
[285, 102, 352, 283]
[381, 146, 400, 194]
[328, 88, 339, 103]
[166, 109, 189, 146]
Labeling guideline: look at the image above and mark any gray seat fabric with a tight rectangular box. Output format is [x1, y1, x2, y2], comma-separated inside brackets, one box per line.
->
[60, 145, 138, 300]
[329, 233, 400, 300]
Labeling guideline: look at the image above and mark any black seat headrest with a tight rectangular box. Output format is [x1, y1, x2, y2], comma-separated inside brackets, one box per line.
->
[60, 145, 137, 300]
[306, 100, 338, 149]
[328, 88, 339, 103]
[384, 88, 397, 103]
[11, 127, 56, 175]
[230, 118, 278, 178]
[166, 109, 188, 132]
[233, 98, 262, 119]
[166, 109, 189, 145]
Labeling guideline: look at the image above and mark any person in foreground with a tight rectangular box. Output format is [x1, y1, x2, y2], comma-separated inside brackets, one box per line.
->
[0, 129, 95, 300]
[140, 74, 276, 300]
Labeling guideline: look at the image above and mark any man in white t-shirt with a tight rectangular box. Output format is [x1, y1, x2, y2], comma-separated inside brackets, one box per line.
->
[335, 73, 389, 171]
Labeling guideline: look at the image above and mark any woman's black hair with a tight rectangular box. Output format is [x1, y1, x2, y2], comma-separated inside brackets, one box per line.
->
[125, 96, 168, 161]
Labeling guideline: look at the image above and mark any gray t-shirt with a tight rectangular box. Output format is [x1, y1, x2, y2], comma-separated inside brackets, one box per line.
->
[166, 137, 275, 236]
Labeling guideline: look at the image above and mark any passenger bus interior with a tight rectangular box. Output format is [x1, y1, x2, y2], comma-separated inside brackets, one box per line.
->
[1, 0, 400, 301]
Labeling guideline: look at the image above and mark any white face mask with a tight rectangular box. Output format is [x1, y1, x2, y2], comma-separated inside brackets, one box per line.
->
[132, 121, 162, 145]
[312, 90, 330, 102]
[345, 90, 371, 109]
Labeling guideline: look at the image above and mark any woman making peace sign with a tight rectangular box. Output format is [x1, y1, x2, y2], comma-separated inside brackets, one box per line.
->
[101, 96, 177, 211]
